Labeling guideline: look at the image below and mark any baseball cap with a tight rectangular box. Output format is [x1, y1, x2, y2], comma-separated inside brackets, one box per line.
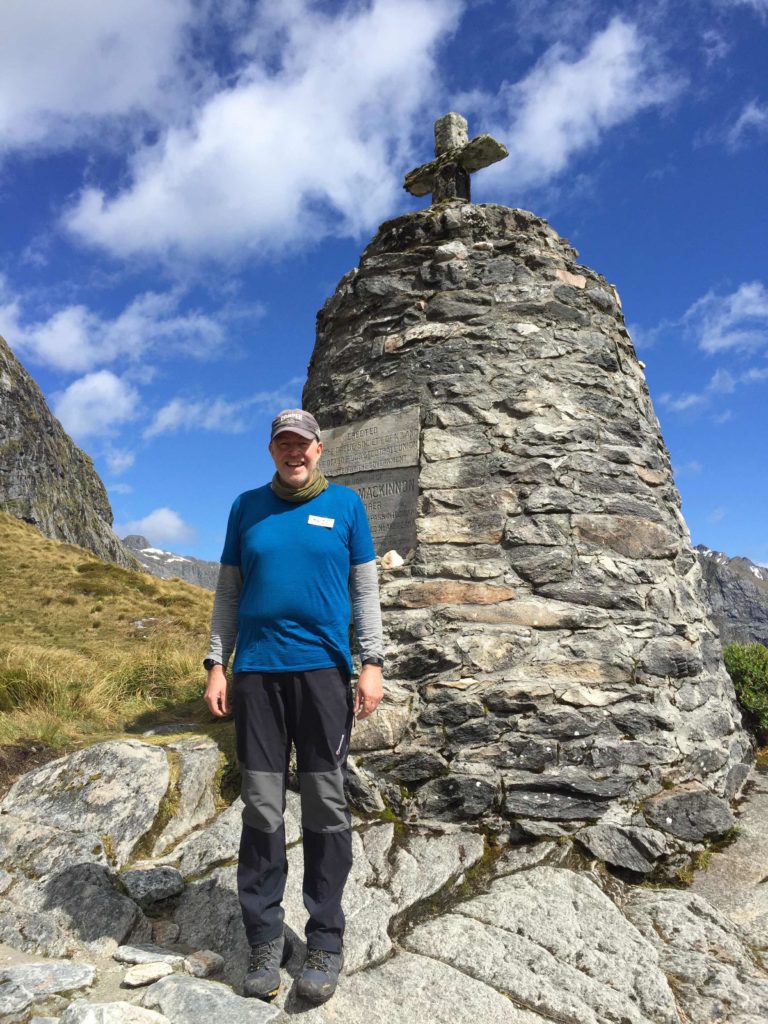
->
[270, 409, 321, 441]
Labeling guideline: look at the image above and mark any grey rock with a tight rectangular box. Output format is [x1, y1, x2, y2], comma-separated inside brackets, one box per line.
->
[416, 776, 499, 821]
[575, 824, 667, 873]
[141, 973, 283, 1023]
[404, 865, 680, 1024]
[0, 335, 136, 567]
[13, 863, 146, 956]
[60, 1002, 170, 1024]
[280, 951, 541, 1022]
[151, 740, 221, 857]
[625, 887, 768, 1023]
[151, 922, 180, 946]
[113, 945, 185, 967]
[644, 783, 736, 841]
[0, 897, 71, 957]
[388, 832, 485, 910]
[0, 815, 108, 879]
[120, 868, 185, 907]
[0, 963, 95, 1006]
[0, 741, 170, 868]
[0, 976, 34, 1019]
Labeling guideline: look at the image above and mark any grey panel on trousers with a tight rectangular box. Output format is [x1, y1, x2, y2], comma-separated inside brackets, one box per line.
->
[300, 768, 350, 833]
[241, 770, 285, 832]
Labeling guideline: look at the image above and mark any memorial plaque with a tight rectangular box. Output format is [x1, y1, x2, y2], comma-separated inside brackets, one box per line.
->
[321, 406, 420, 477]
[322, 407, 420, 555]
[333, 466, 418, 555]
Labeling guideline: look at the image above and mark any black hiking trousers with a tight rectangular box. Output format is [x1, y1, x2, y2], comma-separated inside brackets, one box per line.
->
[233, 667, 354, 954]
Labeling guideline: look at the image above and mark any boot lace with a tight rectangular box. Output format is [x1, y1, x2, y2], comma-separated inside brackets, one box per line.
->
[249, 940, 276, 972]
[305, 948, 333, 973]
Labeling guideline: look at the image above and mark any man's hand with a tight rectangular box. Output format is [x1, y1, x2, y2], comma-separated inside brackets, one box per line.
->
[204, 664, 230, 718]
[354, 664, 383, 721]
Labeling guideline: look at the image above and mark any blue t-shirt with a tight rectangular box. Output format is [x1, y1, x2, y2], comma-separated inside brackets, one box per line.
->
[221, 483, 375, 674]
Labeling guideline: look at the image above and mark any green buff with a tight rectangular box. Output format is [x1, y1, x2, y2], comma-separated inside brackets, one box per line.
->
[271, 469, 329, 503]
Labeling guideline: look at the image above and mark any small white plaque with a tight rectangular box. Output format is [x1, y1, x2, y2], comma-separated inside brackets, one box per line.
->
[308, 515, 335, 528]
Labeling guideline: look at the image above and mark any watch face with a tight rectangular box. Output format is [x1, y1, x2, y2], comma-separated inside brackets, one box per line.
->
[203, 658, 217, 671]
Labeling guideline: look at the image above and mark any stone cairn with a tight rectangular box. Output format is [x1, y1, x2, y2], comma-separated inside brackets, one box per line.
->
[304, 113, 753, 871]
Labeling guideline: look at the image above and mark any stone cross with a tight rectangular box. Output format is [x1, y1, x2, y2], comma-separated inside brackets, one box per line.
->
[403, 112, 509, 204]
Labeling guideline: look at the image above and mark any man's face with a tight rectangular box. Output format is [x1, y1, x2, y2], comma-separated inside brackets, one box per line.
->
[269, 430, 323, 489]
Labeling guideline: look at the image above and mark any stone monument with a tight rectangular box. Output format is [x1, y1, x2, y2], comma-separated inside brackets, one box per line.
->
[305, 114, 752, 871]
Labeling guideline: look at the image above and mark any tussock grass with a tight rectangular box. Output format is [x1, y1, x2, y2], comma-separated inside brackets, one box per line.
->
[0, 512, 215, 748]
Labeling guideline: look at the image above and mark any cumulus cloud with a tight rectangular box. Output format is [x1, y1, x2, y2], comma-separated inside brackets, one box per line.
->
[115, 507, 195, 546]
[105, 448, 136, 476]
[53, 370, 139, 440]
[64, 0, 461, 260]
[143, 377, 303, 439]
[726, 99, 768, 149]
[684, 281, 768, 353]
[0, 0, 194, 152]
[658, 392, 707, 412]
[465, 17, 679, 194]
[0, 284, 228, 373]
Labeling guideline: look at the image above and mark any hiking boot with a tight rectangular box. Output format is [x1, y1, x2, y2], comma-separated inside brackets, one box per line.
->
[296, 946, 344, 1004]
[243, 933, 293, 1000]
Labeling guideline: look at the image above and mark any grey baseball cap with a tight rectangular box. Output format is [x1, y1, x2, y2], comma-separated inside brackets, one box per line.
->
[270, 409, 321, 441]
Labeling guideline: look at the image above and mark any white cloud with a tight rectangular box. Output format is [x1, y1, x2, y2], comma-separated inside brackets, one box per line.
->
[721, 0, 768, 19]
[109, 483, 133, 495]
[64, 0, 461, 260]
[673, 460, 703, 476]
[105, 448, 136, 476]
[143, 378, 303, 439]
[466, 17, 679, 193]
[684, 281, 768, 353]
[726, 99, 768, 150]
[0, 1, 194, 152]
[707, 506, 727, 524]
[53, 370, 139, 440]
[658, 392, 706, 412]
[0, 284, 228, 373]
[115, 507, 195, 546]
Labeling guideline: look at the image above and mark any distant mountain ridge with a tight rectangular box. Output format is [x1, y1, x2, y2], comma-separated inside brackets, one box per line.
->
[0, 334, 136, 568]
[122, 534, 219, 590]
[696, 544, 768, 647]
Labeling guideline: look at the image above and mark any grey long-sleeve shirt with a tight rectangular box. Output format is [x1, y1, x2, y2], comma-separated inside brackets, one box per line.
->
[206, 560, 384, 670]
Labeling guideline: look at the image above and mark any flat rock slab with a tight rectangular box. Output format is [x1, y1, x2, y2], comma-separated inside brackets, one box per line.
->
[0, 960, 95, 998]
[113, 946, 185, 967]
[61, 1001, 170, 1023]
[0, 741, 169, 868]
[151, 740, 221, 858]
[388, 831, 485, 909]
[691, 765, 768, 948]
[0, 815, 108, 879]
[624, 887, 768, 1023]
[280, 950, 541, 1023]
[644, 781, 735, 842]
[575, 823, 667, 873]
[142, 974, 284, 1023]
[403, 865, 679, 1024]
[123, 962, 175, 988]
[162, 792, 301, 880]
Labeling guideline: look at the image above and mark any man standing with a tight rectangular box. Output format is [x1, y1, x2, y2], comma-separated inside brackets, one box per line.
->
[203, 409, 384, 1005]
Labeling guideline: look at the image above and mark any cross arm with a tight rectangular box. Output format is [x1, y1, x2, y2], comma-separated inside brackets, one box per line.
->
[403, 134, 509, 196]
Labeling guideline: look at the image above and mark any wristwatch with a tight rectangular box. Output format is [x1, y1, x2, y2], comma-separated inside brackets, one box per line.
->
[362, 657, 384, 668]
[203, 658, 221, 671]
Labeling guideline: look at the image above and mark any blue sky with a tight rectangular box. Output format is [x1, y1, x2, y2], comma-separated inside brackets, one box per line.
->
[1, 0, 766, 563]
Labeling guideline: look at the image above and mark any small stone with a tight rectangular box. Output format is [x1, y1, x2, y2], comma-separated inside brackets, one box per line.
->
[142, 974, 283, 1023]
[151, 921, 180, 946]
[123, 962, 175, 988]
[121, 868, 185, 907]
[183, 950, 224, 978]
[113, 945, 185, 967]
[380, 549, 404, 569]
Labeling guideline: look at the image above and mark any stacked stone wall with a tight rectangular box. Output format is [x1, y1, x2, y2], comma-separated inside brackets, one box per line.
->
[303, 201, 752, 861]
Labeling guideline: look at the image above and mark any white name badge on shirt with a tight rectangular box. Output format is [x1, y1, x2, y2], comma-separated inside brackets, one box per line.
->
[308, 515, 335, 528]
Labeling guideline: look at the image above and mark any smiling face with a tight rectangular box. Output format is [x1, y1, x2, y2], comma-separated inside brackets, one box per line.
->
[269, 430, 323, 489]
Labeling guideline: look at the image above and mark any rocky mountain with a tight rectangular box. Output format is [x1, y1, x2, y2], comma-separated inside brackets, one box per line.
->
[122, 535, 219, 591]
[305, 200, 753, 852]
[0, 334, 135, 568]
[696, 544, 768, 647]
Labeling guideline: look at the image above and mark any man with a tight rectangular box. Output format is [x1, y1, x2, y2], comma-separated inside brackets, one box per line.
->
[203, 408, 384, 1005]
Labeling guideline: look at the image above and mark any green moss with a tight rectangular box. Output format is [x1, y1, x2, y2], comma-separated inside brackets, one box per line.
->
[132, 749, 182, 861]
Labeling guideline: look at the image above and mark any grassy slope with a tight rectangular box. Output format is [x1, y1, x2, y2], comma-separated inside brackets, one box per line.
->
[0, 511, 223, 749]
